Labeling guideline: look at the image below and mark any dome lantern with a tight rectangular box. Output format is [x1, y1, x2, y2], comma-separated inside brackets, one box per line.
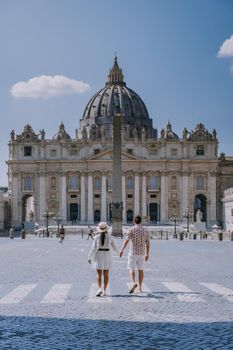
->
[107, 55, 125, 86]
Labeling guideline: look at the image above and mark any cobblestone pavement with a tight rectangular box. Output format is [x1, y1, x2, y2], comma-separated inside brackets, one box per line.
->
[0, 237, 233, 349]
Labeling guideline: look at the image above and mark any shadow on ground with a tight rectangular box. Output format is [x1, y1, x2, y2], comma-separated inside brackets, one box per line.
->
[0, 316, 232, 349]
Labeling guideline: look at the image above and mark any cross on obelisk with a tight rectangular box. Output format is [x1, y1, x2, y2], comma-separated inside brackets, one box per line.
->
[111, 93, 123, 236]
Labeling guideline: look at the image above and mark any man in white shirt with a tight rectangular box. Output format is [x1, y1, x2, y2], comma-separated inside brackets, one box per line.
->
[120, 215, 150, 293]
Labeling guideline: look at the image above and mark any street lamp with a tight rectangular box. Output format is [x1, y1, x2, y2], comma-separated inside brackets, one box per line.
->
[53, 214, 63, 238]
[170, 216, 180, 239]
[183, 208, 194, 236]
[43, 208, 54, 237]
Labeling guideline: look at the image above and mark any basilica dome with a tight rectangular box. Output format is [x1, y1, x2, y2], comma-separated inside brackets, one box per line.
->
[78, 57, 157, 140]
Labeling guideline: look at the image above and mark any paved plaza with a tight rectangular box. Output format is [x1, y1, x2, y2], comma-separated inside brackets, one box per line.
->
[0, 235, 233, 349]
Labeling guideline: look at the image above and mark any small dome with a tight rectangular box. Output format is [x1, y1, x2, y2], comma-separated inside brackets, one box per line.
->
[53, 122, 71, 140]
[78, 56, 157, 140]
[161, 122, 179, 140]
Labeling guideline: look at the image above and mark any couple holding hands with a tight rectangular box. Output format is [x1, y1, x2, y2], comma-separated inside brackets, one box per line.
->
[88, 215, 150, 297]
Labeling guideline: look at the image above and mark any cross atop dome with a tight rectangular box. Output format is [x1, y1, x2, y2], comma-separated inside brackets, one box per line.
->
[106, 55, 126, 86]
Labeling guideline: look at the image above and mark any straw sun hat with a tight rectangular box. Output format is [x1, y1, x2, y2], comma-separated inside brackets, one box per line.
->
[97, 222, 109, 232]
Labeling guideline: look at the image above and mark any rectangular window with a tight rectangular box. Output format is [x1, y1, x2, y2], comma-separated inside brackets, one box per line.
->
[50, 149, 57, 157]
[70, 149, 78, 156]
[70, 194, 77, 198]
[24, 146, 32, 157]
[94, 149, 100, 155]
[196, 145, 204, 156]
[95, 194, 100, 198]
[23, 176, 32, 191]
[127, 194, 133, 199]
[171, 148, 177, 156]
[127, 149, 133, 155]
[231, 208, 233, 217]
[149, 148, 157, 156]
[69, 175, 79, 190]
[151, 194, 157, 198]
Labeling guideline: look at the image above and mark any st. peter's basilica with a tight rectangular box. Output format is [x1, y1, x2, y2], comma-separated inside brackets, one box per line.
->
[6, 57, 233, 229]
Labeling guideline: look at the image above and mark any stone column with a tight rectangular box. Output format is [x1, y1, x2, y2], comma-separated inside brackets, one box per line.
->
[142, 173, 147, 222]
[101, 173, 107, 222]
[181, 172, 189, 217]
[134, 173, 140, 216]
[80, 173, 86, 222]
[209, 172, 217, 225]
[87, 173, 93, 223]
[160, 172, 166, 223]
[39, 172, 46, 222]
[122, 173, 126, 224]
[12, 172, 19, 227]
[61, 173, 67, 221]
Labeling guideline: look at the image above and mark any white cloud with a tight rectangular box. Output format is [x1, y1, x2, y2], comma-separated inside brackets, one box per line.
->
[217, 35, 233, 58]
[10, 75, 91, 98]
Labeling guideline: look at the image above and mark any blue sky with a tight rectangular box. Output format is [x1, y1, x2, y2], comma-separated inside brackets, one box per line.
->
[0, 0, 233, 185]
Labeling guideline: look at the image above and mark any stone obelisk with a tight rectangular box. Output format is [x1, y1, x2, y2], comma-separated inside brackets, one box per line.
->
[111, 94, 123, 236]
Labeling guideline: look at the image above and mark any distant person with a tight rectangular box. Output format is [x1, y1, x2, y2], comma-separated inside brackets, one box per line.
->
[87, 225, 94, 240]
[120, 215, 150, 293]
[88, 222, 119, 296]
[9, 227, 14, 239]
[59, 225, 65, 243]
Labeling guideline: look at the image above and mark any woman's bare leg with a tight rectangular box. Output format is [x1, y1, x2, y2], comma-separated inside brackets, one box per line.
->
[96, 269, 102, 289]
[103, 270, 109, 292]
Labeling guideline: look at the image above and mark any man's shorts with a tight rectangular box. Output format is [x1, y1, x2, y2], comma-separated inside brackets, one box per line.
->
[128, 255, 144, 270]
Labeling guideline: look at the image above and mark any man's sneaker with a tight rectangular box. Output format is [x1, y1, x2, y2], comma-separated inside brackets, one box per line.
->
[102, 291, 107, 296]
[96, 289, 102, 297]
[129, 283, 138, 294]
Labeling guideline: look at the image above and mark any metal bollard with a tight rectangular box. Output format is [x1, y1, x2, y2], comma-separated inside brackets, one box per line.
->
[230, 231, 233, 241]
[21, 229, 26, 239]
[218, 231, 223, 241]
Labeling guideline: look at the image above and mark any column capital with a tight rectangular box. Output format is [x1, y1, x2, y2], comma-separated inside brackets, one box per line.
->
[59, 171, 67, 177]
[181, 170, 190, 176]
[210, 171, 217, 177]
[38, 171, 47, 177]
[12, 172, 19, 177]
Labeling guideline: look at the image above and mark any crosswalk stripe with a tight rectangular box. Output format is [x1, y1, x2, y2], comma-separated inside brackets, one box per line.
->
[162, 282, 205, 303]
[200, 283, 233, 302]
[0, 284, 37, 304]
[41, 284, 72, 304]
[127, 283, 159, 303]
[87, 283, 112, 303]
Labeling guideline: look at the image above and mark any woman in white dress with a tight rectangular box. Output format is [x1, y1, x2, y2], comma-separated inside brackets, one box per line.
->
[88, 222, 119, 296]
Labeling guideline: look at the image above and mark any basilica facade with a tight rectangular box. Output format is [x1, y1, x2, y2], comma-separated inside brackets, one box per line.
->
[7, 58, 233, 229]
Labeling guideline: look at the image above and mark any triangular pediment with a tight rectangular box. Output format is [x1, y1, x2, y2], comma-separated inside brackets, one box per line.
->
[88, 149, 138, 161]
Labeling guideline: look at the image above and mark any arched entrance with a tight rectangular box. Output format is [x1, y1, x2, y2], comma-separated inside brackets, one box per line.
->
[149, 203, 158, 223]
[22, 194, 34, 223]
[194, 194, 207, 222]
[94, 209, 101, 223]
[127, 209, 133, 224]
[69, 203, 79, 222]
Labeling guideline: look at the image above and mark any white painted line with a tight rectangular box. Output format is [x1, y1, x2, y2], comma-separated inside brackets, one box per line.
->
[41, 284, 72, 304]
[200, 283, 233, 302]
[127, 283, 159, 303]
[162, 282, 205, 303]
[87, 283, 112, 303]
[0, 284, 37, 304]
